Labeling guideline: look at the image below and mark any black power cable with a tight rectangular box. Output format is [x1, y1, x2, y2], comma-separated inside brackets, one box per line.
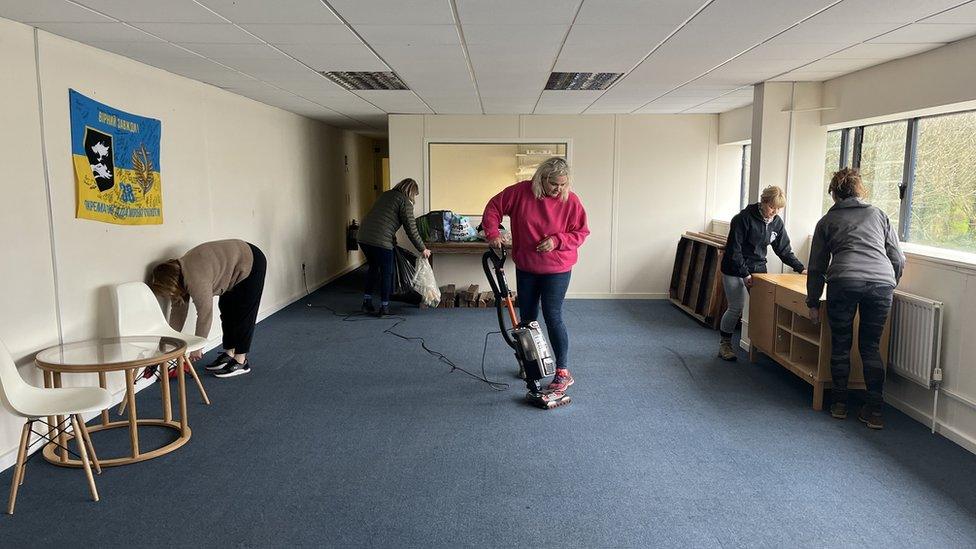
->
[302, 266, 510, 391]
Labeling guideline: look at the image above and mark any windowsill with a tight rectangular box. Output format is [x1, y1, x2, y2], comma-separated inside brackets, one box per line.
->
[901, 242, 976, 273]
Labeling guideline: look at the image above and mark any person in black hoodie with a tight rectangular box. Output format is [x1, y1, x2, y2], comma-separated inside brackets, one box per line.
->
[718, 186, 806, 361]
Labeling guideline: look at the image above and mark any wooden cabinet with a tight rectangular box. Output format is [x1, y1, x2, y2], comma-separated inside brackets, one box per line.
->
[748, 273, 889, 410]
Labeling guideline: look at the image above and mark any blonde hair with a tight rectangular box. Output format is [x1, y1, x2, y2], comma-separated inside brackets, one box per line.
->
[393, 178, 420, 202]
[828, 168, 865, 200]
[760, 185, 786, 209]
[149, 260, 187, 303]
[531, 157, 571, 201]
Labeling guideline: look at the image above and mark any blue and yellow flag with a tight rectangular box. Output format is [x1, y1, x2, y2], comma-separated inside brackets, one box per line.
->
[70, 89, 162, 225]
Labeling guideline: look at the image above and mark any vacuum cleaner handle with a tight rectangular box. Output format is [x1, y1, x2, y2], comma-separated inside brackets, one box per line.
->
[482, 247, 518, 350]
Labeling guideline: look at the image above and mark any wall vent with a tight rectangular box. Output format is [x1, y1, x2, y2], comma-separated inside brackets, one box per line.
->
[545, 72, 622, 91]
[322, 71, 408, 90]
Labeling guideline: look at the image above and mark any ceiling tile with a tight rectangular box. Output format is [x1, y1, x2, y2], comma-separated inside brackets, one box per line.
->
[811, 0, 966, 24]
[923, 2, 976, 23]
[353, 90, 433, 113]
[354, 24, 459, 46]
[462, 24, 568, 46]
[180, 43, 290, 62]
[456, 0, 581, 24]
[328, 0, 454, 24]
[274, 43, 387, 71]
[771, 69, 845, 81]
[32, 21, 152, 42]
[831, 42, 943, 58]
[554, 24, 676, 72]
[241, 24, 361, 45]
[73, 0, 224, 23]
[196, 0, 342, 24]
[869, 23, 976, 43]
[134, 22, 261, 44]
[575, 0, 706, 25]
[773, 23, 901, 44]
[799, 57, 885, 72]
[0, 0, 112, 23]
[87, 39, 201, 63]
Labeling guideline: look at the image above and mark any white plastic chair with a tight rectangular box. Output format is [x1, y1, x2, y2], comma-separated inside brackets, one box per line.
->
[114, 282, 211, 407]
[0, 339, 112, 514]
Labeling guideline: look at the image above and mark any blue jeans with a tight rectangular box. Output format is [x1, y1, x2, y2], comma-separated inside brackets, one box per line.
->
[516, 269, 572, 370]
[360, 243, 394, 303]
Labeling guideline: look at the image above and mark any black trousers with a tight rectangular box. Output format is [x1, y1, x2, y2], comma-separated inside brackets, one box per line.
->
[218, 243, 266, 354]
[360, 242, 394, 303]
[826, 280, 894, 408]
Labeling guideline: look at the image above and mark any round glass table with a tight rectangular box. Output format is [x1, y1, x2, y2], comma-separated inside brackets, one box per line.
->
[35, 336, 191, 467]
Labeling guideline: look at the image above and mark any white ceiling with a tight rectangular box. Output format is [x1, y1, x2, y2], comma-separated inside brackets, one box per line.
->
[2, 0, 975, 133]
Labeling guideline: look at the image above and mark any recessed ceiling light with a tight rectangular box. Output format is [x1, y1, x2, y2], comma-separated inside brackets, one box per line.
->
[322, 71, 409, 90]
[545, 72, 623, 91]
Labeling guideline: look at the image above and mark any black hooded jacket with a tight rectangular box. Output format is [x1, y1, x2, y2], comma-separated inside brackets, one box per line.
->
[720, 203, 804, 277]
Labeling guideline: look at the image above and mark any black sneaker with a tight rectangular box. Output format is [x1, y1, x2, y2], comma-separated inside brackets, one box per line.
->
[362, 300, 375, 314]
[214, 360, 251, 378]
[858, 406, 884, 430]
[204, 353, 234, 372]
[830, 402, 848, 419]
[376, 304, 390, 317]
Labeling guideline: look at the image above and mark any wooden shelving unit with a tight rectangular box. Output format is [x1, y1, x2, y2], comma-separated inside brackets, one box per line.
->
[748, 273, 890, 410]
[669, 232, 728, 329]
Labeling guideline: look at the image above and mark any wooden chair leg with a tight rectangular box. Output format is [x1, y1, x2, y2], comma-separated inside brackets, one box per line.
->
[185, 360, 211, 405]
[71, 416, 99, 503]
[76, 415, 101, 475]
[7, 421, 31, 514]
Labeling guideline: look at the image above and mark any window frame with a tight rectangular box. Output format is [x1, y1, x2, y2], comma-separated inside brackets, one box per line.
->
[827, 108, 976, 248]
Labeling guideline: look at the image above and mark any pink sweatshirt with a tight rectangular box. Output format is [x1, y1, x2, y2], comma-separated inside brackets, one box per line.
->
[482, 180, 590, 274]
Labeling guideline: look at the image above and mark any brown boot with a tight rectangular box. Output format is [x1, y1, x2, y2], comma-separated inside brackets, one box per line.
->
[718, 338, 737, 361]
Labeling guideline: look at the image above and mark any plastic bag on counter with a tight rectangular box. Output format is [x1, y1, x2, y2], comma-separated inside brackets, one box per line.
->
[411, 258, 440, 307]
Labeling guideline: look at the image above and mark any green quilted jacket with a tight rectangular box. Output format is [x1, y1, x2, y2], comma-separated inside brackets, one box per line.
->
[357, 190, 426, 252]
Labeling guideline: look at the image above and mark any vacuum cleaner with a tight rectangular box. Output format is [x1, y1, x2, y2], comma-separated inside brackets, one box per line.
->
[483, 246, 571, 409]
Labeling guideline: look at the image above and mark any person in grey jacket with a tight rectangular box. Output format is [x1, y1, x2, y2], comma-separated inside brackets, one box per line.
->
[358, 178, 430, 316]
[807, 168, 906, 429]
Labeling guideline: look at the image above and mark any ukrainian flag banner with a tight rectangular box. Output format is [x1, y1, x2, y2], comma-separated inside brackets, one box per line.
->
[70, 89, 163, 225]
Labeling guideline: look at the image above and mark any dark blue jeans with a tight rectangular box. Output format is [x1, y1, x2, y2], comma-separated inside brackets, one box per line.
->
[826, 280, 895, 409]
[360, 243, 394, 303]
[516, 269, 572, 370]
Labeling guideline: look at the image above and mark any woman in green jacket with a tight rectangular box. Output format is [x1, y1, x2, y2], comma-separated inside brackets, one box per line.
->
[358, 178, 430, 316]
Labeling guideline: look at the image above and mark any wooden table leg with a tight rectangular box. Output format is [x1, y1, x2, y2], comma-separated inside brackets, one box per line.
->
[43, 371, 58, 445]
[178, 355, 188, 436]
[124, 368, 140, 457]
[813, 382, 825, 411]
[160, 361, 172, 423]
[71, 415, 99, 502]
[749, 345, 758, 364]
[98, 372, 110, 426]
[53, 372, 67, 463]
[186, 359, 211, 405]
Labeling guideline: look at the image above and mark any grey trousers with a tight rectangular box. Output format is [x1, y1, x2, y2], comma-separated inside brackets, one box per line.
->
[720, 274, 749, 335]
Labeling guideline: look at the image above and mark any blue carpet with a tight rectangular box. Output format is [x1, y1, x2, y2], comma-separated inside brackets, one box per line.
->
[2, 270, 975, 547]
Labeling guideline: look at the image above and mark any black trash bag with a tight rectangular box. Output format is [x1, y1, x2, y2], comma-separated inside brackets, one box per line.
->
[391, 246, 422, 304]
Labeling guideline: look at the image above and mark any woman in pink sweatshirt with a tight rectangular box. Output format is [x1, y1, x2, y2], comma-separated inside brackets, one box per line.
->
[482, 157, 589, 397]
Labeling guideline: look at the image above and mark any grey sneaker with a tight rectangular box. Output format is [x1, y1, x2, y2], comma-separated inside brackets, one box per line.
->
[830, 402, 848, 419]
[718, 339, 737, 361]
[858, 406, 884, 430]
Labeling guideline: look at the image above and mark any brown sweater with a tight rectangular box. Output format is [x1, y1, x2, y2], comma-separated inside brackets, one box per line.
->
[169, 239, 254, 338]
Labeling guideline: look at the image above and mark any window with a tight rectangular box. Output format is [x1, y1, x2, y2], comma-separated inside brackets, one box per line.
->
[740, 144, 751, 209]
[910, 111, 976, 253]
[822, 109, 976, 254]
[858, 121, 907, 233]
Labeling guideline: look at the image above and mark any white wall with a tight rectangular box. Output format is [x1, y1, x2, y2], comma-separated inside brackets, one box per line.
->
[718, 104, 753, 145]
[0, 18, 371, 469]
[389, 113, 717, 298]
[822, 35, 976, 128]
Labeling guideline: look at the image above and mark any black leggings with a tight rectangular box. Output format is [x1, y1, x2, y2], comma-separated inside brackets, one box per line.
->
[218, 243, 266, 354]
[826, 280, 894, 408]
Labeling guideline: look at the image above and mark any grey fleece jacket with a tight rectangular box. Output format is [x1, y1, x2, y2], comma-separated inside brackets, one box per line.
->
[357, 189, 426, 252]
[806, 197, 906, 308]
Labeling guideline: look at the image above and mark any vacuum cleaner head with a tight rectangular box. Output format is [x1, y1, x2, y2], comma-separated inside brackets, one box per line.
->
[526, 389, 572, 409]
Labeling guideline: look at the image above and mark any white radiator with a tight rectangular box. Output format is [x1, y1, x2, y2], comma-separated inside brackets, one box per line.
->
[888, 290, 943, 387]
[888, 290, 944, 433]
